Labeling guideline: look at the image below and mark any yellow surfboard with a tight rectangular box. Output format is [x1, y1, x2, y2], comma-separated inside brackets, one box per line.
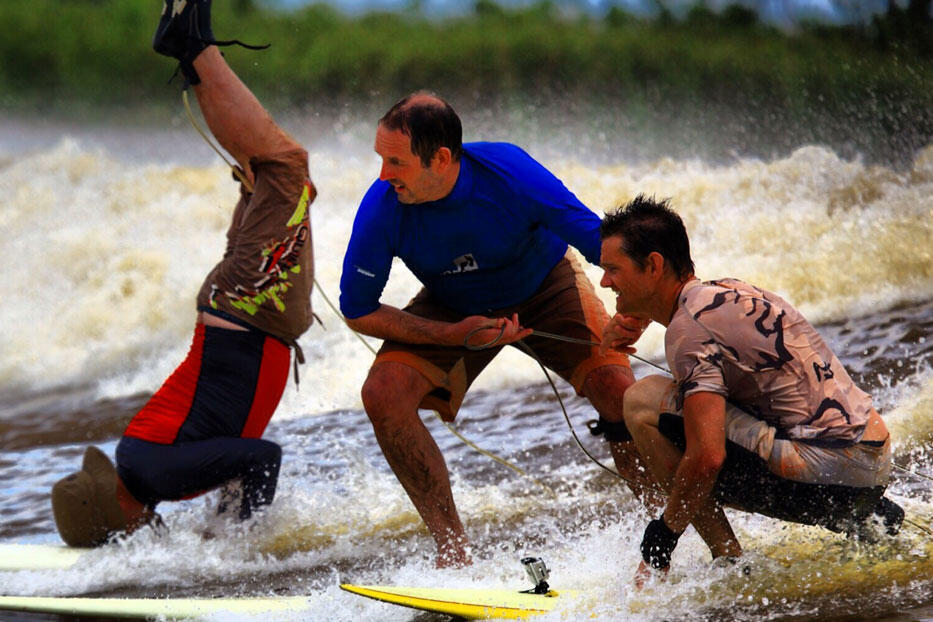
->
[340, 584, 576, 619]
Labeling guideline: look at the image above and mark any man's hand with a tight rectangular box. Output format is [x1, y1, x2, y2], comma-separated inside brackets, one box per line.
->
[634, 514, 679, 588]
[452, 313, 533, 349]
[600, 313, 650, 356]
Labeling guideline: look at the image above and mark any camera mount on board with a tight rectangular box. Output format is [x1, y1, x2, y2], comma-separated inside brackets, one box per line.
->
[520, 557, 551, 594]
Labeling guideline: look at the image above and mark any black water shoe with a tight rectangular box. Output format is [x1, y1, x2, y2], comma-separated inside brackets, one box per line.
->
[847, 495, 905, 542]
[152, 0, 269, 86]
[873, 496, 905, 536]
[152, 0, 215, 85]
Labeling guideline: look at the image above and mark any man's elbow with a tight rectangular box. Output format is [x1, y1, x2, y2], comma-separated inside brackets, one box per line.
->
[344, 315, 368, 333]
[344, 307, 382, 335]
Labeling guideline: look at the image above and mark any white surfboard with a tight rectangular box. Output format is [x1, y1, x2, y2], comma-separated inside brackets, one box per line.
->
[340, 584, 576, 619]
[0, 594, 311, 618]
[0, 543, 90, 571]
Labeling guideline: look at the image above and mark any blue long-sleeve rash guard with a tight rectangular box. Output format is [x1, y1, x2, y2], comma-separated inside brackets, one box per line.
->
[339, 142, 602, 319]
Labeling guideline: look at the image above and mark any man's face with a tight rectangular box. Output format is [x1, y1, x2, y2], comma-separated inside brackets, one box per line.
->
[374, 125, 446, 204]
[599, 235, 654, 317]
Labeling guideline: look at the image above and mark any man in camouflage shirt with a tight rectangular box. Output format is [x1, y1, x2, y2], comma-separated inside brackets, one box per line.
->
[597, 195, 902, 585]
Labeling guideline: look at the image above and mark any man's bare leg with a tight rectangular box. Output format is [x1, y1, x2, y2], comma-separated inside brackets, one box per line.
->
[190, 46, 298, 181]
[361, 361, 470, 568]
[582, 365, 665, 510]
[624, 375, 741, 559]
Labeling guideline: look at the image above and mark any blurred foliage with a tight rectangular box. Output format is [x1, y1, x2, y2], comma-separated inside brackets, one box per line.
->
[0, 0, 929, 125]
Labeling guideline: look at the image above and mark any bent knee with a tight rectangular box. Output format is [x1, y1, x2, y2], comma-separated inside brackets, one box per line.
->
[623, 375, 673, 428]
[584, 364, 635, 397]
[256, 439, 282, 467]
[361, 362, 429, 424]
[582, 365, 636, 419]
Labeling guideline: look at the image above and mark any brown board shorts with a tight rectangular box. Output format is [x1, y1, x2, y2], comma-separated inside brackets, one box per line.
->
[374, 252, 631, 421]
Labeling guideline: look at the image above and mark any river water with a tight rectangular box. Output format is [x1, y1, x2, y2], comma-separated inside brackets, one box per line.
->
[0, 102, 931, 621]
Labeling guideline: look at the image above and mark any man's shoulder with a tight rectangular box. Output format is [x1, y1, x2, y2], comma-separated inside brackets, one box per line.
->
[681, 279, 765, 314]
[673, 278, 797, 346]
[463, 141, 558, 196]
[350, 180, 401, 241]
[464, 141, 538, 171]
[671, 279, 758, 336]
[464, 141, 526, 156]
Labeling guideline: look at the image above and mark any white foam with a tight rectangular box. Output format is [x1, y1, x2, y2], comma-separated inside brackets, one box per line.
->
[2, 132, 931, 420]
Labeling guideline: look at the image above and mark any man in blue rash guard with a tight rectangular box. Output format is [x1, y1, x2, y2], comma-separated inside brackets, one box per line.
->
[339, 92, 653, 568]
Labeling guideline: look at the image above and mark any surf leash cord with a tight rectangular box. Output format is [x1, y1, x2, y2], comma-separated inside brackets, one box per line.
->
[464, 324, 671, 375]
[514, 339, 623, 480]
[463, 324, 673, 481]
[181, 89, 255, 193]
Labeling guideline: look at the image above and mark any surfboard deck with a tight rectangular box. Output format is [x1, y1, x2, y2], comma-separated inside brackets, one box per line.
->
[0, 595, 311, 618]
[0, 584, 569, 619]
[0, 543, 90, 571]
[340, 584, 575, 619]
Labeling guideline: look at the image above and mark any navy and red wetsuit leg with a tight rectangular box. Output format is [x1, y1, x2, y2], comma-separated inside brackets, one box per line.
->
[117, 435, 281, 519]
[118, 323, 291, 518]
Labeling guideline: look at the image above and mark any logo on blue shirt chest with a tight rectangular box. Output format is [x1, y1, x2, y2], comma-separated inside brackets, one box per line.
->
[441, 253, 479, 275]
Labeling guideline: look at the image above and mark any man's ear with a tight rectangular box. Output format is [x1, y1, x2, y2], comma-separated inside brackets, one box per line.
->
[646, 251, 665, 278]
[432, 147, 452, 171]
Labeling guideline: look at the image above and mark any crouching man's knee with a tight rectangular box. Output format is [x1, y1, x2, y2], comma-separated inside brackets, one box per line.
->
[623, 375, 674, 438]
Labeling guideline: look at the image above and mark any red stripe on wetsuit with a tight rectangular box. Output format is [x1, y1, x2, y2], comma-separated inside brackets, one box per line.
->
[123, 324, 290, 444]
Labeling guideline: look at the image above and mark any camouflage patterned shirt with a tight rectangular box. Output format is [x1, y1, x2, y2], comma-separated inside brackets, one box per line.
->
[666, 278, 873, 445]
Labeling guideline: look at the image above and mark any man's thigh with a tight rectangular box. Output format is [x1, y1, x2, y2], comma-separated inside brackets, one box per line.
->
[656, 409, 885, 531]
[116, 435, 281, 506]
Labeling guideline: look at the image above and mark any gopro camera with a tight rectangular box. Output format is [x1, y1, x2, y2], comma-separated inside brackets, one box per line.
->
[521, 557, 550, 594]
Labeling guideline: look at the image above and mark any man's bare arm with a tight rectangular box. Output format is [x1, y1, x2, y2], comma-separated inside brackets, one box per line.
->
[663, 391, 728, 532]
[346, 304, 532, 347]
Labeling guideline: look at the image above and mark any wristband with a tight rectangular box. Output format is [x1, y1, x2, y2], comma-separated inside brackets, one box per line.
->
[640, 516, 682, 569]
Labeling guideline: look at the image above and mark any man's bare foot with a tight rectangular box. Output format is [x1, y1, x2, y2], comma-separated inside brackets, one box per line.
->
[436, 542, 472, 569]
[634, 559, 668, 590]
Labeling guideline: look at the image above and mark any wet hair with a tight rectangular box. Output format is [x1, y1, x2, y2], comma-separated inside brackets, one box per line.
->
[379, 91, 464, 167]
[600, 195, 695, 280]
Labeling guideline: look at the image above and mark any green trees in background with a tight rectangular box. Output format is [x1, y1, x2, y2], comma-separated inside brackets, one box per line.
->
[1, 0, 928, 107]
[0, 0, 930, 164]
